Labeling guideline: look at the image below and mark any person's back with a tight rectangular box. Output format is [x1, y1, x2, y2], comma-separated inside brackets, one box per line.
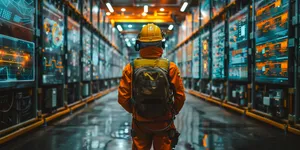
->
[118, 23, 186, 150]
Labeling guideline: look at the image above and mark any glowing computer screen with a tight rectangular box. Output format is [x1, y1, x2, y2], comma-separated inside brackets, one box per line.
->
[255, 0, 288, 44]
[192, 37, 200, 79]
[0, 36, 34, 83]
[182, 45, 186, 77]
[0, 0, 35, 85]
[186, 42, 193, 78]
[67, 17, 80, 83]
[82, 27, 91, 81]
[187, 42, 193, 61]
[228, 7, 248, 81]
[0, 0, 34, 41]
[255, 0, 289, 84]
[42, 2, 65, 84]
[99, 40, 105, 61]
[201, 31, 210, 79]
[92, 35, 99, 80]
[212, 21, 225, 79]
[99, 60, 104, 79]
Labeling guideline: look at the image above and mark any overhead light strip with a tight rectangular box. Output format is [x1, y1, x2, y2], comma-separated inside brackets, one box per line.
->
[180, 2, 188, 12]
[127, 42, 132, 47]
[117, 25, 123, 32]
[168, 24, 174, 30]
[144, 5, 148, 13]
[106, 2, 114, 12]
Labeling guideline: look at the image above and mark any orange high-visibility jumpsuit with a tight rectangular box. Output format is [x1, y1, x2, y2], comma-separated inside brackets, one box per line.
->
[118, 46, 186, 150]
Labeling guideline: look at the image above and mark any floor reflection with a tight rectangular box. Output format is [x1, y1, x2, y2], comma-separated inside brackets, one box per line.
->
[1, 91, 300, 150]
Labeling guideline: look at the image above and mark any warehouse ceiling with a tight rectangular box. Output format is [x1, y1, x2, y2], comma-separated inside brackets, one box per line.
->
[99, 0, 198, 54]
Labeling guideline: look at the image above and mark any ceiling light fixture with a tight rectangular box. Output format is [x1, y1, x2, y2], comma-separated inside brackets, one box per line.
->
[106, 12, 111, 16]
[106, 2, 114, 12]
[132, 38, 136, 41]
[182, 25, 186, 30]
[121, 8, 126, 12]
[125, 38, 129, 42]
[92, 6, 99, 13]
[168, 24, 174, 30]
[128, 24, 133, 28]
[144, 5, 148, 13]
[127, 42, 132, 47]
[142, 12, 147, 16]
[180, 2, 188, 12]
[160, 8, 165, 11]
[117, 25, 123, 32]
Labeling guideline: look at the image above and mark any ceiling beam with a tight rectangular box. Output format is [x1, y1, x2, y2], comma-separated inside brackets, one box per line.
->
[101, 6, 186, 14]
[121, 30, 174, 34]
[110, 16, 174, 23]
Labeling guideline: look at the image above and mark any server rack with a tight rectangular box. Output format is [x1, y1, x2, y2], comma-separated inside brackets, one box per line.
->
[167, 0, 300, 132]
[0, 0, 127, 134]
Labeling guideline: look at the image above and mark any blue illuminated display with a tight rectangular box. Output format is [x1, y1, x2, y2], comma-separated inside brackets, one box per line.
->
[0, 0, 34, 30]
[92, 35, 100, 80]
[42, 2, 64, 84]
[228, 8, 248, 81]
[201, 31, 210, 79]
[0, 35, 34, 83]
[0, 0, 35, 87]
[255, 0, 289, 84]
[67, 17, 80, 83]
[82, 27, 92, 81]
[192, 37, 200, 79]
[212, 21, 225, 79]
[0, 0, 34, 41]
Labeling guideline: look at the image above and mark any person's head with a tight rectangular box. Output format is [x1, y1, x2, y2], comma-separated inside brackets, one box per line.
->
[135, 23, 166, 52]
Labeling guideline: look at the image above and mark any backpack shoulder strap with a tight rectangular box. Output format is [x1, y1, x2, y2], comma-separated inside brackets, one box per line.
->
[167, 59, 171, 82]
[130, 59, 136, 105]
[131, 58, 138, 85]
[130, 59, 135, 71]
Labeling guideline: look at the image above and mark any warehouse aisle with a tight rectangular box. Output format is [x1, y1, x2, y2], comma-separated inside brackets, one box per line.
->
[2, 91, 300, 150]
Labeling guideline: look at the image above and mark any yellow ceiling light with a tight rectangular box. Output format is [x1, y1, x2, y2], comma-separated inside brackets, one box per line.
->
[106, 12, 111, 16]
[142, 12, 147, 16]
[121, 8, 126, 12]
[160, 8, 165, 11]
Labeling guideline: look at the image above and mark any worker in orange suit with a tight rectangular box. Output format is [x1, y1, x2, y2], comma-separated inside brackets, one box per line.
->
[118, 23, 186, 150]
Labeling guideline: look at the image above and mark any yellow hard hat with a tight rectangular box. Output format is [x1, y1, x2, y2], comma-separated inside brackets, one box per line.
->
[137, 23, 164, 42]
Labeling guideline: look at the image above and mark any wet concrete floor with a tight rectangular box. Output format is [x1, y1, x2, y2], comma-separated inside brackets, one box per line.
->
[1, 91, 300, 150]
